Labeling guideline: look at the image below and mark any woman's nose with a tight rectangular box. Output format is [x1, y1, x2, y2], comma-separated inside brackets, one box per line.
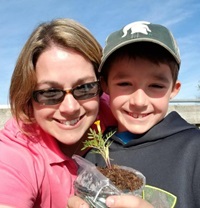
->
[58, 93, 80, 114]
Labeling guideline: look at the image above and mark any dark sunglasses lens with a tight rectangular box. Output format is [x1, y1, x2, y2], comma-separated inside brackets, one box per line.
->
[73, 82, 99, 100]
[33, 82, 100, 105]
[33, 89, 65, 105]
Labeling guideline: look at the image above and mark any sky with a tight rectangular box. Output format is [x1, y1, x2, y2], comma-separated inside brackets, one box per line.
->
[0, 0, 200, 105]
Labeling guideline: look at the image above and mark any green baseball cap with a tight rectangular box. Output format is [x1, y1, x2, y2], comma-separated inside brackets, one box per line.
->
[99, 21, 181, 72]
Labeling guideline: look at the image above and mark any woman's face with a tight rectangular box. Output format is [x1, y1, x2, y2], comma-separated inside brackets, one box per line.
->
[32, 46, 99, 145]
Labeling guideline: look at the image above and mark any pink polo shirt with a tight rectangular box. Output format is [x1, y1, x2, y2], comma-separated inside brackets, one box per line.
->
[0, 119, 77, 208]
[0, 93, 116, 208]
[98, 93, 117, 131]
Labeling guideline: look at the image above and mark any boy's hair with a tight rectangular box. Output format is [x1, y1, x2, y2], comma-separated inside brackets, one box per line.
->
[101, 42, 179, 85]
[99, 21, 180, 85]
[9, 18, 102, 124]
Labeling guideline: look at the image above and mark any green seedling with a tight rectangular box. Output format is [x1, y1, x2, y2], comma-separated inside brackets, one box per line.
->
[81, 120, 116, 169]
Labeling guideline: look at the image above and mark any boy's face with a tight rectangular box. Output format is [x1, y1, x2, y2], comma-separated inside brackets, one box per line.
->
[102, 57, 181, 133]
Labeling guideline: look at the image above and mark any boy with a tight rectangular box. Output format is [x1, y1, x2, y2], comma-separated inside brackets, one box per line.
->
[84, 21, 200, 208]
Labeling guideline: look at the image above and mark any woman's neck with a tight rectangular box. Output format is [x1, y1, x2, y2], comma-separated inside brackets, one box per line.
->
[57, 133, 89, 157]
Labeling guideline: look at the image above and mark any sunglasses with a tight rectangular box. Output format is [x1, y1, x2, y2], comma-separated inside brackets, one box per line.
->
[32, 81, 100, 105]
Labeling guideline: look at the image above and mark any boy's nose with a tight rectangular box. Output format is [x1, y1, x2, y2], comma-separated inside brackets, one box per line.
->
[59, 93, 80, 114]
[129, 89, 148, 107]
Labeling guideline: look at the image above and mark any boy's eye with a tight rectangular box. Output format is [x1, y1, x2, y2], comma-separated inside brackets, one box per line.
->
[150, 84, 164, 89]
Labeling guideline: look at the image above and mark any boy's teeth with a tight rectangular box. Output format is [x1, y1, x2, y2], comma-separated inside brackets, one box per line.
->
[130, 113, 146, 118]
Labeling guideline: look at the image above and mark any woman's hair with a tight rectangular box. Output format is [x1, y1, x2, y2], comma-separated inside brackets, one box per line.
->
[9, 18, 102, 124]
[101, 42, 179, 85]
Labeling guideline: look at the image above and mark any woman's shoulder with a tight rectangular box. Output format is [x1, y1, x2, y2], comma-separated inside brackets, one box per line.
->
[0, 118, 48, 165]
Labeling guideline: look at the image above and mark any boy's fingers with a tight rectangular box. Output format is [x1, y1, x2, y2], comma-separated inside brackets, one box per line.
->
[67, 196, 89, 208]
[106, 195, 153, 208]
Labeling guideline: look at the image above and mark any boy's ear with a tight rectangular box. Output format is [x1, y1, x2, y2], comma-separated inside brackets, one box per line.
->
[170, 80, 181, 99]
[100, 77, 109, 94]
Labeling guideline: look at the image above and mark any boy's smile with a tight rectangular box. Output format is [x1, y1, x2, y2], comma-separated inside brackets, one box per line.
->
[104, 57, 180, 133]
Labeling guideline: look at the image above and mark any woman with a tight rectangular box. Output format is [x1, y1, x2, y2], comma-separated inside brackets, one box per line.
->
[0, 18, 103, 208]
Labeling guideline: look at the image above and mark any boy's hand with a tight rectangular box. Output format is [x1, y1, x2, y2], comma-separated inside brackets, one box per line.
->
[67, 195, 153, 208]
[105, 195, 153, 208]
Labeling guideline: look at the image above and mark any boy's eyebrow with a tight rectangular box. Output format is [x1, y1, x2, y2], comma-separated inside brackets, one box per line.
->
[112, 72, 130, 80]
[112, 72, 171, 83]
[153, 74, 171, 83]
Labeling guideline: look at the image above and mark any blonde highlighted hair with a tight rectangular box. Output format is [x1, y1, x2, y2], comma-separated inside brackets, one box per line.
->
[9, 18, 102, 124]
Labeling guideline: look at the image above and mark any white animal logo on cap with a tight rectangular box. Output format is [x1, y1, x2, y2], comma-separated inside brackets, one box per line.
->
[122, 21, 151, 37]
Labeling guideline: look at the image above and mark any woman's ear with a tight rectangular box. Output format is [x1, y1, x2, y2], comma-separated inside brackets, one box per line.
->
[100, 77, 109, 94]
[170, 80, 181, 99]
